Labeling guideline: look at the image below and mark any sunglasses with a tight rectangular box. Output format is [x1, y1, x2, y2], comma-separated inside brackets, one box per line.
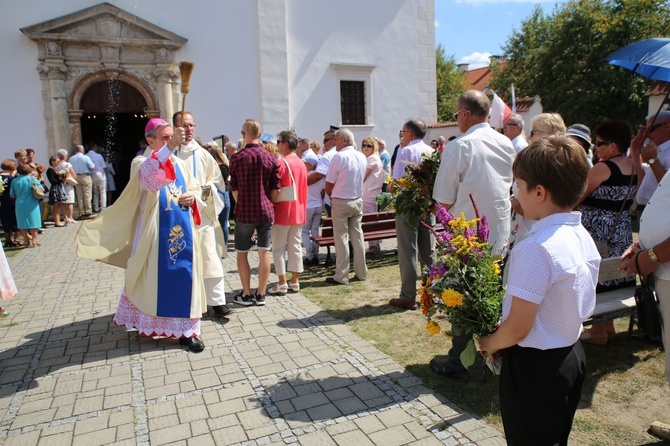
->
[594, 140, 610, 147]
[323, 138, 334, 143]
[362, 143, 373, 148]
[530, 129, 549, 137]
[648, 122, 668, 134]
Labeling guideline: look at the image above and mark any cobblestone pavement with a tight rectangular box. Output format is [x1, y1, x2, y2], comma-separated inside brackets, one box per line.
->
[0, 222, 505, 446]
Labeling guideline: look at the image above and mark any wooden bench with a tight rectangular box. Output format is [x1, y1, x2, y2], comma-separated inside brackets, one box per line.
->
[583, 256, 637, 333]
[311, 211, 398, 265]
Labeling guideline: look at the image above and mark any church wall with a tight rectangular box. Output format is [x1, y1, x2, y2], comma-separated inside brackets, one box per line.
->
[1, 0, 435, 161]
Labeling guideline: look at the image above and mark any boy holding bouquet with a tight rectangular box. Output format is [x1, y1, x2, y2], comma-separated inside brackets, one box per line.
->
[478, 136, 600, 445]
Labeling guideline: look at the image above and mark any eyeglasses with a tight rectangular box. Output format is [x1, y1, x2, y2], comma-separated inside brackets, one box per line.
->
[530, 129, 549, 137]
[323, 138, 334, 143]
[504, 123, 519, 127]
[594, 140, 610, 147]
[453, 108, 469, 119]
[182, 124, 196, 128]
[277, 140, 285, 144]
[648, 121, 668, 134]
[362, 143, 373, 148]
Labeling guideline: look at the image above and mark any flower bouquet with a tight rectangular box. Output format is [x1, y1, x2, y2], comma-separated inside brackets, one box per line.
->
[388, 150, 441, 228]
[421, 196, 504, 373]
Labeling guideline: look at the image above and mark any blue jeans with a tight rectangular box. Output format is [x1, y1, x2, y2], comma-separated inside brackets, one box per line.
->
[217, 190, 231, 247]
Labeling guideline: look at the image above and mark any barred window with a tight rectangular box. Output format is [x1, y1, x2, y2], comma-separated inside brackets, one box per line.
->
[340, 81, 366, 125]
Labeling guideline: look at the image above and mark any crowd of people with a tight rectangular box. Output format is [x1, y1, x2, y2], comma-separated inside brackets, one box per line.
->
[5, 90, 670, 443]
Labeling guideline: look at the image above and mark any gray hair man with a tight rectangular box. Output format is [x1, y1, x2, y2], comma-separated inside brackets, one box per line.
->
[324, 128, 368, 285]
[504, 113, 528, 153]
[87, 143, 108, 213]
[431, 90, 515, 380]
[69, 144, 96, 219]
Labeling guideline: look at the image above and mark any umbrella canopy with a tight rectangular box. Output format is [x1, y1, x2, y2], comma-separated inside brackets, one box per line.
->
[605, 38, 670, 82]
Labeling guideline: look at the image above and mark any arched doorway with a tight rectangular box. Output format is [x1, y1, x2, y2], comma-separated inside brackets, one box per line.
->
[80, 80, 148, 195]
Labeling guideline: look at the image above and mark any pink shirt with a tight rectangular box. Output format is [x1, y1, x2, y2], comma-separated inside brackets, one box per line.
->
[274, 154, 308, 226]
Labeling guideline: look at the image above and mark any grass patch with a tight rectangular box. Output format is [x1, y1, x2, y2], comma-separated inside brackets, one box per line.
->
[299, 249, 669, 445]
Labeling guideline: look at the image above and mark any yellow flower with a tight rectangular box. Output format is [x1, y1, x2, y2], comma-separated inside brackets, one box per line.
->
[442, 289, 463, 307]
[492, 263, 501, 276]
[426, 321, 441, 335]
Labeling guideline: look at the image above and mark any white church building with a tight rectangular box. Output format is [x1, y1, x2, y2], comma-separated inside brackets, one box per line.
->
[1, 0, 436, 189]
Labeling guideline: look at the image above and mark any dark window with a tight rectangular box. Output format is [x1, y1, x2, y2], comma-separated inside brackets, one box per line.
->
[340, 81, 365, 125]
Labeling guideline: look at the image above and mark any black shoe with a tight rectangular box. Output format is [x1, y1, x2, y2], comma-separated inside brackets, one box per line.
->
[325, 277, 346, 285]
[211, 305, 232, 316]
[179, 336, 205, 353]
[233, 292, 255, 306]
[254, 293, 266, 306]
[429, 358, 468, 380]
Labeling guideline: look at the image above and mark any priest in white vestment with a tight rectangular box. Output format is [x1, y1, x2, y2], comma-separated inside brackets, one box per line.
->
[76, 119, 207, 352]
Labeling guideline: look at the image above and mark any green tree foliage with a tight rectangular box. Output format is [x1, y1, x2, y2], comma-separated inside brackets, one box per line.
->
[490, 0, 670, 129]
[436, 44, 467, 122]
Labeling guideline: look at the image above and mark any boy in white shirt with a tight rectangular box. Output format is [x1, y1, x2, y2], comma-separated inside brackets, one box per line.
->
[479, 136, 600, 445]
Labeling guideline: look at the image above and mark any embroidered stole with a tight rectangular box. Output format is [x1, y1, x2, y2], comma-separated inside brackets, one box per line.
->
[156, 165, 194, 318]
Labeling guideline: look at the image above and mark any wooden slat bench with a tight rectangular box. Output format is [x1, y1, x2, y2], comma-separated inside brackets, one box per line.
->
[311, 211, 397, 265]
[583, 256, 637, 333]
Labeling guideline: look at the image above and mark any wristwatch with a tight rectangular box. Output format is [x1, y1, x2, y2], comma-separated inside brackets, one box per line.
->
[648, 247, 659, 263]
[648, 158, 656, 165]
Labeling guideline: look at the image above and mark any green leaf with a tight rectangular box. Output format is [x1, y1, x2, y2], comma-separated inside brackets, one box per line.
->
[460, 338, 477, 369]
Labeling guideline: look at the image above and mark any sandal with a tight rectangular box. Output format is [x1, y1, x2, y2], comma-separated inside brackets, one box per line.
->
[0, 311, 10, 317]
[267, 283, 288, 295]
[289, 282, 300, 293]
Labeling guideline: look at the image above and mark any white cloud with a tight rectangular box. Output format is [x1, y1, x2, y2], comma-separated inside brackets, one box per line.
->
[435, 20, 441, 28]
[458, 52, 492, 69]
[455, 0, 553, 3]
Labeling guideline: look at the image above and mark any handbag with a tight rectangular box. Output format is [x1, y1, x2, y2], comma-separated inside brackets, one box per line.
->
[32, 181, 47, 200]
[65, 176, 78, 186]
[594, 165, 636, 257]
[274, 158, 297, 202]
[633, 251, 663, 339]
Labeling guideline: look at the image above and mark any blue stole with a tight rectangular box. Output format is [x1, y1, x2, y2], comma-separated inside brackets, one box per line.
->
[156, 165, 194, 318]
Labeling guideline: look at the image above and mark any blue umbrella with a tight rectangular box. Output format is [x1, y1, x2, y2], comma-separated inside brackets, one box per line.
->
[605, 38, 670, 82]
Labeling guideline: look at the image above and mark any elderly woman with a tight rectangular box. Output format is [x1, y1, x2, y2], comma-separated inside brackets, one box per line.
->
[267, 130, 308, 295]
[9, 164, 43, 247]
[361, 137, 385, 253]
[56, 149, 77, 224]
[510, 113, 567, 245]
[46, 155, 67, 227]
[577, 120, 637, 345]
[0, 159, 19, 246]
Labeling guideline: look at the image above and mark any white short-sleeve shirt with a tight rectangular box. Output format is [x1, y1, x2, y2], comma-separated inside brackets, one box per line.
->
[315, 147, 337, 205]
[637, 140, 670, 205]
[325, 146, 367, 200]
[503, 212, 600, 350]
[433, 123, 515, 255]
[639, 169, 670, 280]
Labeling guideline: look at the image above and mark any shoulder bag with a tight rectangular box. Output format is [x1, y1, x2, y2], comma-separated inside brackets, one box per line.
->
[274, 158, 297, 202]
[32, 179, 47, 200]
[633, 251, 663, 339]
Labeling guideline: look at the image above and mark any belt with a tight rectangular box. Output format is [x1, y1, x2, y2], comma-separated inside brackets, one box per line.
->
[76, 173, 91, 176]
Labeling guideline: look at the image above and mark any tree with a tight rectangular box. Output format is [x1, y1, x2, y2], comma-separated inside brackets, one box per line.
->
[436, 44, 467, 122]
[490, 0, 670, 129]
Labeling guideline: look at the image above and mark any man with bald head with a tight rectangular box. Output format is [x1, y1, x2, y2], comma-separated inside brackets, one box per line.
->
[431, 89, 515, 380]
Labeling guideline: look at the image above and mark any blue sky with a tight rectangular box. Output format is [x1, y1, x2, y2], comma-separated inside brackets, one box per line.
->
[435, 0, 567, 69]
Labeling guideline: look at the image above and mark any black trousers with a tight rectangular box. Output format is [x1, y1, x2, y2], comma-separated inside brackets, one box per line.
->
[500, 342, 586, 446]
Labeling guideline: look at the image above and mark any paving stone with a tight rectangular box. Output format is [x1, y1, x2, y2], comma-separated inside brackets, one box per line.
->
[332, 396, 367, 415]
[149, 424, 193, 444]
[72, 427, 117, 446]
[353, 415, 386, 434]
[297, 429, 338, 445]
[211, 424, 247, 445]
[332, 429, 376, 446]
[376, 407, 415, 428]
[368, 425, 416, 446]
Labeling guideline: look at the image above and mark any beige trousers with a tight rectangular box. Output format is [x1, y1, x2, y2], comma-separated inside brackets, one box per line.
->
[330, 198, 367, 283]
[655, 276, 670, 385]
[74, 174, 93, 215]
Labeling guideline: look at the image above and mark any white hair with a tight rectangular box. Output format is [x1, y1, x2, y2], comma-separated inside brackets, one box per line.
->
[335, 128, 355, 147]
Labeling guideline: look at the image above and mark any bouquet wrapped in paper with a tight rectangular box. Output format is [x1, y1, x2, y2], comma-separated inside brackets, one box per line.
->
[421, 196, 504, 371]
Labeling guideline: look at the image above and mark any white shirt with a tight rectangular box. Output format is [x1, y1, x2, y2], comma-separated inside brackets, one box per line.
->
[69, 152, 95, 175]
[87, 150, 107, 175]
[363, 154, 385, 200]
[433, 123, 515, 255]
[392, 139, 433, 180]
[511, 134, 528, 153]
[325, 146, 366, 200]
[640, 169, 670, 280]
[315, 147, 337, 206]
[637, 139, 670, 205]
[307, 172, 324, 209]
[504, 212, 600, 350]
